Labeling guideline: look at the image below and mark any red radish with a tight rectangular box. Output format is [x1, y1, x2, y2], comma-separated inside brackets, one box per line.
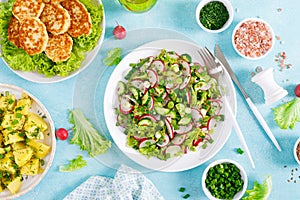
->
[157, 135, 170, 147]
[132, 135, 144, 141]
[113, 21, 126, 40]
[178, 59, 191, 76]
[165, 145, 182, 157]
[172, 134, 186, 145]
[191, 108, 203, 125]
[207, 117, 218, 131]
[55, 128, 69, 140]
[140, 56, 154, 71]
[208, 99, 222, 115]
[295, 84, 300, 97]
[130, 79, 145, 92]
[139, 139, 156, 148]
[165, 117, 174, 139]
[147, 69, 158, 87]
[193, 138, 202, 146]
[119, 96, 134, 114]
[186, 91, 191, 105]
[179, 76, 191, 89]
[149, 96, 155, 110]
[138, 114, 158, 122]
[151, 60, 165, 72]
[176, 124, 193, 134]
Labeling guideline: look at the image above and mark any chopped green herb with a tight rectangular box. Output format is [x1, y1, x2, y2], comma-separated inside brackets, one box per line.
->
[183, 194, 190, 199]
[59, 155, 87, 172]
[199, 1, 229, 30]
[236, 148, 244, 154]
[205, 162, 244, 199]
[179, 187, 186, 192]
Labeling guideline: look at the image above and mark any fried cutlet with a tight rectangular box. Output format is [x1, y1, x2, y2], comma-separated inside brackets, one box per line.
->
[45, 33, 73, 62]
[12, 0, 45, 21]
[19, 17, 48, 55]
[61, 0, 92, 38]
[40, 2, 71, 35]
[7, 16, 21, 48]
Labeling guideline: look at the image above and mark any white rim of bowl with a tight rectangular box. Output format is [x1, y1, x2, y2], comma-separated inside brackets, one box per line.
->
[202, 159, 248, 200]
[196, 0, 234, 33]
[294, 137, 300, 165]
[231, 17, 275, 60]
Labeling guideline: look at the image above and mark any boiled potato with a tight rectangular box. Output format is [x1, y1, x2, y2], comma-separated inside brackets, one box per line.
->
[0, 94, 16, 111]
[13, 147, 33, 167]
[1, 112, 26, 131]
[20, 158, 39, 175]
[0, 153, 16, 174]
[27, 139, 51, 159]
[2, 129, 25, 145]
[15, 96, 32, 115]
[6, 176, 22, 194]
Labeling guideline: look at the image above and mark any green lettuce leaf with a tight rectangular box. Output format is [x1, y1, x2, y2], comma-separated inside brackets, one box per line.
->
[59, 155, 87, 172]
[69, 109, 111, 157]
[242, 175, 272, 200]
[273, 97, 300, 129]
[103, 48, 122, 66]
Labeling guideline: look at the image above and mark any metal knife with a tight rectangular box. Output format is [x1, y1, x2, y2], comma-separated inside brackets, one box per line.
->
[215, 44, 282, 152]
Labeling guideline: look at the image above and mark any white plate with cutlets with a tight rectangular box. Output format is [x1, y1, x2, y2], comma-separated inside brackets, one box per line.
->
[0, 0, 105, 83]
[0, 83, 55, 199]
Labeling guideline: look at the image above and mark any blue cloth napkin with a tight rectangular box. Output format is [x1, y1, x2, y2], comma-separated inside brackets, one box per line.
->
[64, 165, 164, 200]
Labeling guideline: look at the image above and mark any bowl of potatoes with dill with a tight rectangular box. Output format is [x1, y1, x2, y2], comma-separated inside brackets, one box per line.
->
[0, 83, 55, 199]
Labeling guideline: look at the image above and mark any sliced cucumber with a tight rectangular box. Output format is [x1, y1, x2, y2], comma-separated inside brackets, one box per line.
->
[138, 118, 152, 126]
[154, 106, 170, 115]
[178, 116, 192, 125]
[117, 81, 126, 96]
[129, 87, 140, 101]
[141, 90, 149, 105]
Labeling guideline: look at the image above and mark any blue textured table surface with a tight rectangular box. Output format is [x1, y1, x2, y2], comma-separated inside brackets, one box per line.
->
[1, 0, 300, 199]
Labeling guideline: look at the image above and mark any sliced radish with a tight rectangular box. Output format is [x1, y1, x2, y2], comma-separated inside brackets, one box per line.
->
[139, 114, 158, 122]
[119, 96, 134, 114]
[139, 139, 156, 148]
[183, 145, 189, 154]
[149, 96, 154, 110]
[117, 114, 127, 128]
[165, 145, 182, 157]
[175, 124, 193, 134]
[133, 135, 145, 141]
[157, 135, 170, 147]
[140, 56, 154, 72]
[186, 91, 191, 105]
[130, 79, 145, 92]
[162, 92, 168, 99]
[191, 108, 204, 125]
[207, 117, 218, 131]
[167, 51, 180, 59]
[179, 76, 191, 89]
[193, 138, 203, 147]
[147, 69, 158, 87]
[151, 60, 165, 72]
[172, 134, 186, 145]
[179, 59, 191, 76]
[165, 117, 174, 139]
[208, 99, 222, 115]
[193, 62, 205, 73]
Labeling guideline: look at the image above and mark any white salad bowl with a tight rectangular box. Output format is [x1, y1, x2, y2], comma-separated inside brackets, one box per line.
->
[0, 83, 56, 199]
[0, 0, 105, 83]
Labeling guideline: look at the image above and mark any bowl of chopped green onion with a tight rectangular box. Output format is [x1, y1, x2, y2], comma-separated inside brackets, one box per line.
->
[196, 0, 234, 33]
[202, 159, 248, 200]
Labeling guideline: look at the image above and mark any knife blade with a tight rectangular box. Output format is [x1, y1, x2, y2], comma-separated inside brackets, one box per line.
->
[215, 44, 282, 152]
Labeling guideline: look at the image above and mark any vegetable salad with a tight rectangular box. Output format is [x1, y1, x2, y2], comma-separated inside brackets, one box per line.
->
[0, 91, 51, 194]
[116, 49, 224, 160]
[0, 0, 103, 77]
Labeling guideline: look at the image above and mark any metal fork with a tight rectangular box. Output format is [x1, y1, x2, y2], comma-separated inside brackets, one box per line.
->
[198, 47, 255, 169]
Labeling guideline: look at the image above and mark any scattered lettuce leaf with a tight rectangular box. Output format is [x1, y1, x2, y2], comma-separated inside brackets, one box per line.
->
[59, 155, 87, 172]
[69, 109, 111, 157]
[273, 97, 300, 129]
[242, 175, 272, 200]
[103, 48, 122, 66]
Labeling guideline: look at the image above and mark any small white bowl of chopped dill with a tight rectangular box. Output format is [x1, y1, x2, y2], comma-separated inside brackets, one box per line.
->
[202, 159, 248, 200]
[196, 0, 234, 33]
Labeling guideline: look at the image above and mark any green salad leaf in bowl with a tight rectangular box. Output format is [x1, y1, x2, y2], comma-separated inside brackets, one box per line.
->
[115, 49, 224, 160]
